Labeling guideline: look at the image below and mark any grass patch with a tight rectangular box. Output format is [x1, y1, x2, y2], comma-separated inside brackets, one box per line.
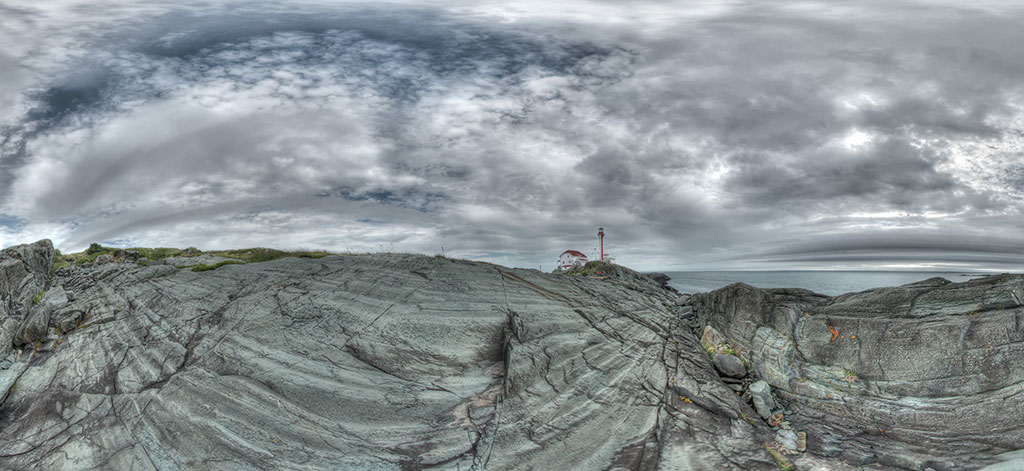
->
[206, 248, 333, 263]
[764, 445, 793, 470]
[58, 244, 336, 268]
[561, 260, 615, 276]
[132, 247, 185, 260]
[191, 260, 245, 272]
[32, 290, 46, 305]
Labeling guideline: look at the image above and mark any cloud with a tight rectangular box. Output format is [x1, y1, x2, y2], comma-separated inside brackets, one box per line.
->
[1, 0, 1023, 271]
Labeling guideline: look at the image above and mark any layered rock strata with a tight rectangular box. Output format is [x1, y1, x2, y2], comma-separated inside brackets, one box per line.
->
[690, 276, 1024, 471]
[0, 240, 776, 470]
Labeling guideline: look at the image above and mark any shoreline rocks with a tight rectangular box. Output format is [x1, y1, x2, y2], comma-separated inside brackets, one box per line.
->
[691, 276, 1024, 470]
[1, 238, 1019, 470]
[0, 240, 775, 470]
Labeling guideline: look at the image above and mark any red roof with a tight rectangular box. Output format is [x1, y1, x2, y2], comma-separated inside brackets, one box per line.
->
[561, 250, 587, 258]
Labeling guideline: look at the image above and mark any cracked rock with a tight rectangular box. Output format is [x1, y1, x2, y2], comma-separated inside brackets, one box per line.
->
[0, 241, 779, 471]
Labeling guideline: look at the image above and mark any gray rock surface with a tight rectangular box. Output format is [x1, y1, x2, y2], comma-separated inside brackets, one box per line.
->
[712, 353, 746, 378]
[0, 317, 18, 354]
[0, 240, 782, 471]
[748, 380, 777, 420]
[700, 325, 725, 351]
[776, 429, 799, 451]
[160, 254, 237, 267]
[692, 276, 1024, 470]
[0, 240, 54, 315]
[16, 303, 50, 346]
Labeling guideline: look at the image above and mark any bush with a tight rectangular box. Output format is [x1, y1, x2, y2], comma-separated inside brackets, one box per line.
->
[86, 243, 106, 255]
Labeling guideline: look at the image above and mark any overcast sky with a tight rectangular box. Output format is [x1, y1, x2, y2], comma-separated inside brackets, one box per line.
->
[1, 0, 1023, 271]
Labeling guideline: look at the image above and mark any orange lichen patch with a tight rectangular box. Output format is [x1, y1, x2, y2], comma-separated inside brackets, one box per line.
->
[768, 412, 784, 427]
[679, 396, 693, 404]
[828, 326, 839, 341]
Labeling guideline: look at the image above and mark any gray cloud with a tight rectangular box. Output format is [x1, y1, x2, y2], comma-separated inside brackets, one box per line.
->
[1, 0, 1023, 271]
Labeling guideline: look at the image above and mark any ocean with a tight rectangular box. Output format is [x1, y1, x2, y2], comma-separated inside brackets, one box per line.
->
[663, 271, 993, 296]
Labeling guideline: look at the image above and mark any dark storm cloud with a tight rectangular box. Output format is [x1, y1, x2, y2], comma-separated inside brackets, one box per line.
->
[1, 0, 1023, 271]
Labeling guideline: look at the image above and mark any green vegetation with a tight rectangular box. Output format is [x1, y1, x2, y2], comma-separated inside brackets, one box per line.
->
[764, 445, 793, 470]
[561, 260, 615, 276]
[57, 244, 336, 271]
[32, 290, 46, 305]
[206, 247, 333, 263]
[133, 247, 185, 260]
[191, 260, 245, 272]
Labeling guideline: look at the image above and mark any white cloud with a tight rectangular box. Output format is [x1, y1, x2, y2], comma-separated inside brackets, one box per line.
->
[1, 1, 1024, 272]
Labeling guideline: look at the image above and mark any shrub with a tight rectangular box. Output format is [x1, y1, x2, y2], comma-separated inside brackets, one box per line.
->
[86, 243, 106, 255]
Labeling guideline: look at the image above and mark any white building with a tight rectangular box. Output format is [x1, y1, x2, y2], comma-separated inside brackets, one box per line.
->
[557, 250, 588, 271]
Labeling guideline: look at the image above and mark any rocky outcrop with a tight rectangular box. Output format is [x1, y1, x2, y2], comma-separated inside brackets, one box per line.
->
[691, 277, 1024, 471]
[0, 240, 54, 319]
[0, 240, 780, 470]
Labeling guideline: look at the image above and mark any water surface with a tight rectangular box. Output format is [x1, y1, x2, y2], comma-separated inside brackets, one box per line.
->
[664, 271, 992, 296]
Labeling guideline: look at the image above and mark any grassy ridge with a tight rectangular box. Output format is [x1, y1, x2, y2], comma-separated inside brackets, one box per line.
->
[55, 244, 335, 272]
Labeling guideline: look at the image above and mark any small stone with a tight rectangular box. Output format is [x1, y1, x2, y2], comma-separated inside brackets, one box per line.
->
[728, 383, 745, 392]
[713, 353, 747, 378]
[796, 432, 807, 452]
[749, 380, 777, 420]
[776, 429, 798, 451]
[701, 325, 725, 351]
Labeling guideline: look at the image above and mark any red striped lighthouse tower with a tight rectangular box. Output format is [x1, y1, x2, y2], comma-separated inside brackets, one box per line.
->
[598, 227, 605, 261]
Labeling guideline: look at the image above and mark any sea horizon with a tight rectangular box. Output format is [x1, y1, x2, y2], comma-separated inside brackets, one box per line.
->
[661, 270, 1003, 296]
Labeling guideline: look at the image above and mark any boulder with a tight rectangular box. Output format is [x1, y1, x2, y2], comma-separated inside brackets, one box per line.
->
[749, 380, 777, 420]
[94, 254, 115, 265]
[113, 250, 140, 262]
[712, 353, 747, 378]
[16, 303, 51, 346]
[39, 287, 69, 311]
[700, 325, 725, 351]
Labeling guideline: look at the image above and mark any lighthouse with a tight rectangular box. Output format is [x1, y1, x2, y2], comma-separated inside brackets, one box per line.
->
[598, 227, 605, 261]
